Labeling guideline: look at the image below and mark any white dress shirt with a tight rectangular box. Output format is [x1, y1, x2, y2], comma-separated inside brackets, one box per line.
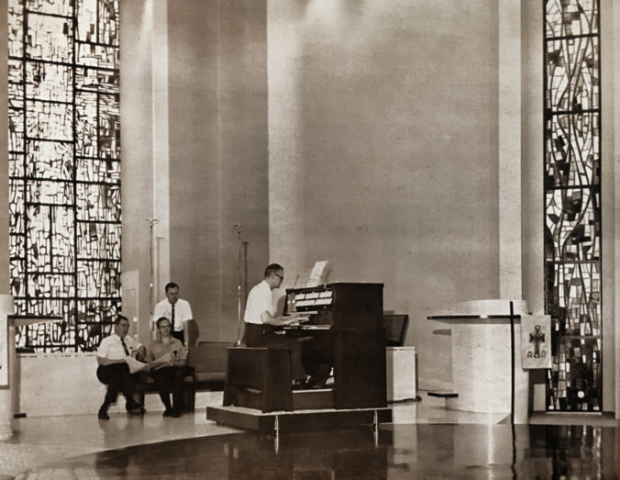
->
[97, 333, 137, 360]
[244, 280, 274, 325]
[153, 298, 193, 332]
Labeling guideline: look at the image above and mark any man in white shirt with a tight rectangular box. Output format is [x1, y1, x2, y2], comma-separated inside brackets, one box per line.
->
[153, 282, 193, 345]
[96, 316, 145, 420]
[243, 263, 308, 387]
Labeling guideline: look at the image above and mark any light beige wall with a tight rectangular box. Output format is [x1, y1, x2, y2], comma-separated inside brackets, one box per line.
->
[118, 0, 618, 409]
[521, 0, 546, 410]
[122, 0, 270, 343]
[601, 0, 618, 416]
[268, 0, 501, 390]
[613, 0, 620, 419]
[521, 2, 545, 319]
[120, 0, 155, 346]
[16, 354, 223, 416]
[165, 0, 269, 341]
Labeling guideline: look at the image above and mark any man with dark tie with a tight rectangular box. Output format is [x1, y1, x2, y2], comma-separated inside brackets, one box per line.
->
[96, 315, 145, 420]
[153, 282, 193, 345]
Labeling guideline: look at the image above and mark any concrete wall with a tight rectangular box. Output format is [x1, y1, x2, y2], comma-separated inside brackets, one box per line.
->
[601, 0, 618, 415]
[167, 0, 269, 342]
[121, 0, 269, 344]
[120, 0, 156, 346]
[119, 0, 618, 406]
[16, 354, 222, 417]
[268, 0, 500, 390]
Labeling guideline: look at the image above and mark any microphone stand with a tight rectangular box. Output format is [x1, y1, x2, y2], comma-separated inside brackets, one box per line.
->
[146, 218, 159, 339]
[234, 225, 246, 347]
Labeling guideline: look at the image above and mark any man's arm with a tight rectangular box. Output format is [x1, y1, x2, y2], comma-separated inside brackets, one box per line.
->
[181, 300, 193, 346]
[96, 339, 126, 366]
[132, 343, 146, 361]
[171, 352, 187, 368]
[97, 356, 126, 366]
[174, 340, 188, 367]
[260, 310, 297, 326]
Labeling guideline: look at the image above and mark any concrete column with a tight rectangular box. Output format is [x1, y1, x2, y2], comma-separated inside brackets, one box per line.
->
[605, 0, 620, 418]
[0, 0, 12, 440]
[498, 0, 523, 301]
[521, 1, 545, 316]
[152, 0, 171, 309]
[120, 0, 156, 347]
[598, 0, 615, 417]
[267, 1, 307, 294]
[0, 298, 16, 440]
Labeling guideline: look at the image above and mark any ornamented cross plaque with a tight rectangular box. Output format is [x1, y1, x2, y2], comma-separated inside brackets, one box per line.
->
[521, 315, 552, 369]
[528, 325, 546, 358]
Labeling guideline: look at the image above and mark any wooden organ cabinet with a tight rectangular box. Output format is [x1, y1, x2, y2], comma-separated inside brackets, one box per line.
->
[223, 283, 387, 413]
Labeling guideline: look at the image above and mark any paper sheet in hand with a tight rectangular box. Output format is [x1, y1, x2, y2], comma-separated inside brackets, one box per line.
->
[125, 356, 147, 374]
[151, 351, 173, 370]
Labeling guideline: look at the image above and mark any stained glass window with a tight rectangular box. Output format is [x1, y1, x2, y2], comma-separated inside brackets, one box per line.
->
[544, 0, 601, 411]
[8, 0, 121, 352]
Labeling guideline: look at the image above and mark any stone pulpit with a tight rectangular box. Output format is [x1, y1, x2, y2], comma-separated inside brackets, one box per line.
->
[428, 299, 550, 424]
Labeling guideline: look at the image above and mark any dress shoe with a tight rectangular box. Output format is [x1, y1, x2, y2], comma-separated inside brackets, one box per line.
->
[311, 365, 331, 389]
[291, 379, 307, 390]
[125, 398, 142, 411]
[171, 409, 181, 418]
[163, 409, 174, 417]
[98, 409, 110, 420]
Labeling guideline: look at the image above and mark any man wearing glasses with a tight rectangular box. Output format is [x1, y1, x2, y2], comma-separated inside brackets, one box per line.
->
[243, 263, 308, 388]
[146, 316, 189, 417]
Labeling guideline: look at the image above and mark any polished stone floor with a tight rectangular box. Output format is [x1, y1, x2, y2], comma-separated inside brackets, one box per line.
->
[1, 392, 618, 479]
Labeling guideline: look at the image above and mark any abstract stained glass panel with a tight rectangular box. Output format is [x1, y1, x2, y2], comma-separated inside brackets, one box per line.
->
[8, 0, 121, 352]
[544, 0, 601, 411]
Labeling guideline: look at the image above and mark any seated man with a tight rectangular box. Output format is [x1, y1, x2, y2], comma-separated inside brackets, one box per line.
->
[146, 317, 190, 417]
[243, 263, 309, 388]
[96, 315, 145, 420]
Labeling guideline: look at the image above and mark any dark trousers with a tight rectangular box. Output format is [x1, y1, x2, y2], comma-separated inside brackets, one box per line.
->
[96, 364, 135, 408]
[302, 332, 333, 380]
[172, 330, 184, 343]
[151, 366, 190, 411]
[243, 323, 307, 381]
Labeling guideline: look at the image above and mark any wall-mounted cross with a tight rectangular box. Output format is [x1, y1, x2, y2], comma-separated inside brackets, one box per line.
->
[529, 325, 545, 358]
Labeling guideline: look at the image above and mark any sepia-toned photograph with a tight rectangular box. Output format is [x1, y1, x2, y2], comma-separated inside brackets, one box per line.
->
[0, 0, 618, 478]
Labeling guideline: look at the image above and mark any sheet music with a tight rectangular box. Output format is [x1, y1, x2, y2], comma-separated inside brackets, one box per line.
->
[306, 261, 329, 287]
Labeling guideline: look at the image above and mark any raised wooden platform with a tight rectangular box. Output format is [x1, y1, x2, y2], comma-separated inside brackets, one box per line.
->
[207, 404, 392, 434]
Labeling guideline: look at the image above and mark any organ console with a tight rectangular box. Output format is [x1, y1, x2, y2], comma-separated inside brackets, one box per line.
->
[214, 281, 393, 433]
[280, 282, 387, 410]
[223, 282, 387, 412]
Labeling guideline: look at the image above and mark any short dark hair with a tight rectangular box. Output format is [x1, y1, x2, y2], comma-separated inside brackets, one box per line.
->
[165, 282, 179, 292]
[115, 315, 129, 325]
[156, 317, 171, 328]
[264, 263, 283, 278]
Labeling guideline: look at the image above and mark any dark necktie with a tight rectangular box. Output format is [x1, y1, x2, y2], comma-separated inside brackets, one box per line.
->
[120, 337, 130, 356]
[171, 304, 175, 331]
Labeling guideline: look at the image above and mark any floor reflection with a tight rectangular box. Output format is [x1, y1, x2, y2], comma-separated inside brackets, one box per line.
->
[15, 424, 618, 479]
